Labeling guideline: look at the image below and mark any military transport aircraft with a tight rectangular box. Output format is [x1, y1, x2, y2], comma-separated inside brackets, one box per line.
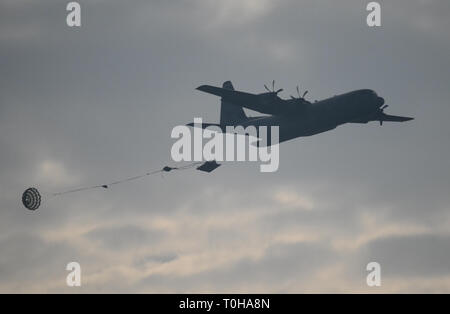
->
[189, 80, 413, 144]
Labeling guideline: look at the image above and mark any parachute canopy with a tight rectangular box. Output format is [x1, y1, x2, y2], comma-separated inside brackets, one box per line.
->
[22, 187, 41, 211]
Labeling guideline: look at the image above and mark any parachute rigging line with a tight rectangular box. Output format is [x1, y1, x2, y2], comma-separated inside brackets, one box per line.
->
[21, 160, 220, 211]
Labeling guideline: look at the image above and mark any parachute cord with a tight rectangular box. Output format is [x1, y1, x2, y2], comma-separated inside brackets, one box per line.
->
[49, 161, 203, 197]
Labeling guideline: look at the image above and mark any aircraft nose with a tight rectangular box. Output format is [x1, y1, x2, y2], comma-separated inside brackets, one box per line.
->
[377, 96, 385, 106]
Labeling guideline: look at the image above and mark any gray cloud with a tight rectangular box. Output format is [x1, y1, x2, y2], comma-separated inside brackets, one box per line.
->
[1, 0, 450, 292]
[138, 241, 333, 293]
[85, 224, 165, 250]
[365, 234, 450, 278]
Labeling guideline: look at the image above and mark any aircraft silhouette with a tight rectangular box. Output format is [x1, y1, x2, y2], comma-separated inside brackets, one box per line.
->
[190, 80, 413, 144]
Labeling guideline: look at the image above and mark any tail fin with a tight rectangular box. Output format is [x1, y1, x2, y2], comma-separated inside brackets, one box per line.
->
[220, 81, 247, 125]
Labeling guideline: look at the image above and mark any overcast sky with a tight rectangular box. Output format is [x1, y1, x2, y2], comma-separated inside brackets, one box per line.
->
[1, 0, 450, 293]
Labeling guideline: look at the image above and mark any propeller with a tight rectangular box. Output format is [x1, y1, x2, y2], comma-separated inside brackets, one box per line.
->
[264, 80, 283, 94]
[379, 105, 389, 125]
[290, 85, 309, 101]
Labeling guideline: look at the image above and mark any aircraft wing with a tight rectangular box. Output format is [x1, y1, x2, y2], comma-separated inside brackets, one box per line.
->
[196, 85, 265, 112]
[350, 112, 414, 124]
[378, 113, 414, 122]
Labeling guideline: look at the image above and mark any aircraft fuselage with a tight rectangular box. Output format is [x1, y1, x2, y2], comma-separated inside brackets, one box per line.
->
[240, 89, 384, 143]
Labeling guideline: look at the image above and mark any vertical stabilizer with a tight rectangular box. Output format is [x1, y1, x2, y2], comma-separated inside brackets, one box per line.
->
[220, 81, 247, 126]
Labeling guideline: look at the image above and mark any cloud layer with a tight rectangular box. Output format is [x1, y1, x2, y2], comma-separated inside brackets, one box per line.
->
[1, 0, 450, 293]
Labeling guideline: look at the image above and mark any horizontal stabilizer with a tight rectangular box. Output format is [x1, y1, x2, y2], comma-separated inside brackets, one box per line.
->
[197, 85, 230, 97]
[186, 122, 223, 130]
[197, 85, 263, 113]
